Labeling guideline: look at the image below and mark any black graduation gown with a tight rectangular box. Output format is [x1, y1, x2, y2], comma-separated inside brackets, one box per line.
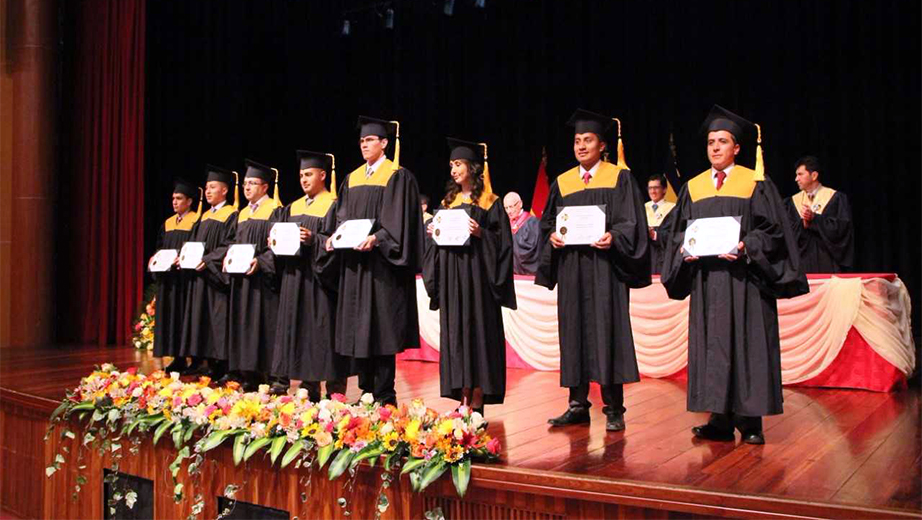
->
[227, 198, 281, 374]
[268, 192, 348, 382]
[325, 159, 425, 359]
[423, 194, 517, 405]
[645, 200, 678, 275]
[660, 167, 808, 417]
[152, 213, 198, 358]
[783, 188, 854, 273]
[180, 204, 237, 360]
[511, 214, 540, 275]
[535, 162, 650, 388]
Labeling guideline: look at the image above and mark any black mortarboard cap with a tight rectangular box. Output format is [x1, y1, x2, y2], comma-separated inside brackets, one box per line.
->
[244, 159, 273, 182]
[566, 109, 614, 137]
[297, 150, 332, 171]
[700, 104, 754, 144]
[446, 138, 485, 163]
[205, 164, 234, 186]
[173, 178, 198, 199]
[357, 115, 397, 138]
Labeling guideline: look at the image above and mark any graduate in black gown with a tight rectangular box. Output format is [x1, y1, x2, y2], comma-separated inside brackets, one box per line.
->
[783, 155, 854, 273]
[223, 159, 282, 391]
[268, 150, 348, 400]
[180, 166, 238, 377]
[324, 116, 425, 406]
[660, 105, 808, 445]
[151, 179, 201, 372]
[536, 109, 650, 432]
[423, 139, 517, 414]
[644, 174, 677, 275]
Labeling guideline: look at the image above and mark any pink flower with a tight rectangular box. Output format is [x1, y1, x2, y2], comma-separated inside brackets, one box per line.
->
[172, 396, 182, 408]
[486, 438, 501, 455]
[204, 405, 217, 417]
[325, 422, 334, 433]
[126, 367, 138, 375]
[134, 322, 143, 332]
[331, 393, 347, 403]
[378, 407, 392, 421]
[187, 393, 202, 406]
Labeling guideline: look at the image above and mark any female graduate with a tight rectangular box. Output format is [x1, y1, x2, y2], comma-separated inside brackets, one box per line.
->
[423, 138, 516, 415]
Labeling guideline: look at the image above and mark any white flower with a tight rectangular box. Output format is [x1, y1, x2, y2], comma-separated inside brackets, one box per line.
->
[470, 412, 485, 430]
[131, 387, 143, 398]
[379, 422, 393, 436]
[170, 372, 180, 381]
[258, 384, 270, 395]
[360, 393, 375, 405]
[101, 363, 115, 372]
[318, 408, 332, 423]
[296, 388, 309, 401]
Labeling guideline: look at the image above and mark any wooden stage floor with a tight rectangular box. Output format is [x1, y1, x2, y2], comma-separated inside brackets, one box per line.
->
[2, 345, 920, 518]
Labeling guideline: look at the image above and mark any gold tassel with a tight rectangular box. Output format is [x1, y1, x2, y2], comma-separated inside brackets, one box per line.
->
[272, 168, 282, 206]
[613, 118, 629, 169]
[232, 171, 240, 209]
[390, 120, 401, 171]
[480, 142, 493, 195]
[754, 123, 765, 181]
[327, 153, 337, 198]
[194, 187, 203, 222]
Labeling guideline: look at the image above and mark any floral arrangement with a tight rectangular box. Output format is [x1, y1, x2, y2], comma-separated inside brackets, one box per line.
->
[130, 295, 156, 351]
[45, 364, 499, 517]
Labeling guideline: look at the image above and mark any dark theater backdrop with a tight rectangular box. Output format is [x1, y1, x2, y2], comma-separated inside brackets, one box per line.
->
[50, 0, 919, 345]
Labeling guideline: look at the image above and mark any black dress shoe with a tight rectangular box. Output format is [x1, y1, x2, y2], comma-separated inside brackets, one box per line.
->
[548, 408, 590, 427]
[163, 357, 187, 373]
[691, 423, 735, 442]
[269, 381, 289, 396]
[605, 413, 625, 432]
[215, 372, 239, 387]
[740, 430, 765, 445]
[180, 359, 204, 376]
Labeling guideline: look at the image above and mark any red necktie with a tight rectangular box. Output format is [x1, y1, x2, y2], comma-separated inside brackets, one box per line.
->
[582, 171, 591, 185]
[715, 170, 727, 190]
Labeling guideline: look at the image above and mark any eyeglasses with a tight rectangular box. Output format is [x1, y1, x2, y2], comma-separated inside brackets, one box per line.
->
[243, 180, 265, 187]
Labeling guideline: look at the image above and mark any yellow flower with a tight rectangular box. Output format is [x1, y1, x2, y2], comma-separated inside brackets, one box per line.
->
[279, 402, 296, 416]
[437, 419, 454, 437]
[382, 432, 399, 451]
[230, 397, 262, 422]
[302, 423, 320, 437]
[404, 420, 421, 442]
[336, 416, 350, 432]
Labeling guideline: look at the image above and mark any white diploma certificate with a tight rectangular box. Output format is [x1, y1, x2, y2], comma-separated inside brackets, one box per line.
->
[269, 222, 301, 256]
[331, 219, 375, 249]
[224, 244, 256, 274]
[148, 249, 178, 272]
[683, 216, 742, 257]
[556, 205, 606, 245]
[431, 209, 471, 246]
[179, 242, 205, 269]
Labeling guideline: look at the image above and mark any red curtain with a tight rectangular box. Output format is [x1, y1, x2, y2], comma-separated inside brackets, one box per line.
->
[68, 0, 145, 345]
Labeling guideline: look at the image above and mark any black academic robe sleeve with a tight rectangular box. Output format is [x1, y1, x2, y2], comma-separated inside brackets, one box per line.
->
[203, 216, 236, 287]
[372, 169, 426, 272]
[608, 170, 652, 289]
[313, 205, 339, 293]
[660, 186, 696, 300]
[743, 178, 809, 299]
[534, 182, 563, 290]
[256, 206, 287, 278]
[479, 201, 518, 309]
[809, 192, 854, 270]
[422, 215, 440, 310]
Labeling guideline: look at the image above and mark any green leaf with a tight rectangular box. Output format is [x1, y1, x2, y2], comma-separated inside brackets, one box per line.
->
[383, 451, 401, 472]
[71, 402, 96, 412]
[107, 409, 121, 423]
[200, 430, 232, 453]
[401, 456, 426, 476]
[45, 466, 57, 477]
[327, 449, 355, 480]
[418, 460, 448, 491]
[243, 437, 272, 462]
[171, 423, 184, 449]
[409, 471, 421, 492]
[269, 436, 287, 465]
[350, 445, 384, 470]
[316, 443, 335, 469]
[183, 424, 198, 444]
[450, 458, 471, 497]
[50, 401, 70, 422]
[232, 434, 246, 466]
[91, 409, 106, 423]
[153, 420, 172, 446]
[280, 440, 304, 469]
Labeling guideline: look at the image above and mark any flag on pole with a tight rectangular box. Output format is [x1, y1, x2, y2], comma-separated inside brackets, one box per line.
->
[530, 147, 550, 218]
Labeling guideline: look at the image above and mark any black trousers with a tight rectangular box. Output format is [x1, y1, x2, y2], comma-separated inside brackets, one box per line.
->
[568, 382, 625, 416]
[356, 355, 396, 405]
[707, 412, 763, 433]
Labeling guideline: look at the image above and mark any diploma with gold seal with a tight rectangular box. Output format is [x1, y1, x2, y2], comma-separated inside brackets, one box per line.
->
[682, 216, 741, 257]
[555, 205, 606, 245]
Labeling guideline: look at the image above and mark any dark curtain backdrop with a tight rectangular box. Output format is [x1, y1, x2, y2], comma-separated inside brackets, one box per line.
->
[57, 0, 146, 345]
[142, 1, 919, 335]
